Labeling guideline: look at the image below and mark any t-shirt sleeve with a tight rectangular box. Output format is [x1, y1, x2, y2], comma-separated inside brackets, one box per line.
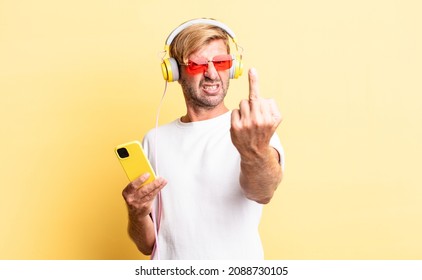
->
[270, 132, 285, 171]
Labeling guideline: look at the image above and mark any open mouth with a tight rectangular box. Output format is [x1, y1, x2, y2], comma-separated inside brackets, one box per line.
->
[202, 83, 220, 94]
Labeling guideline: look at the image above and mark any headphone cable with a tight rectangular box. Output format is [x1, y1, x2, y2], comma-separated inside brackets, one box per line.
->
[150, 80, 168, 260]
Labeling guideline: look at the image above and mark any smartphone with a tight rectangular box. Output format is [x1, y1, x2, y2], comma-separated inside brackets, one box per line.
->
[115, 140, 156, 185]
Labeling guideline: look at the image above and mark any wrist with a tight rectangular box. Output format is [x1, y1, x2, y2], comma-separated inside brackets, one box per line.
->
[239, 146, 273, 164]
[127, 206, 151, 222]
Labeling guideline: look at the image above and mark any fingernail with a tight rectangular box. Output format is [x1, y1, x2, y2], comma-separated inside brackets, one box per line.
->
[158, 177, 167, 184]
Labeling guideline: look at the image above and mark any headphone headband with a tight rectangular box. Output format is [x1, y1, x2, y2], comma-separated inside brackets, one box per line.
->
[164, 18, 237, 49]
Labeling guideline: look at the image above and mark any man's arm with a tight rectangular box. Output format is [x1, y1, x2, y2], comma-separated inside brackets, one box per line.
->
[122, 173, 167, 255]
[238, 146, 282, 204]
[231, 68, 283, 204]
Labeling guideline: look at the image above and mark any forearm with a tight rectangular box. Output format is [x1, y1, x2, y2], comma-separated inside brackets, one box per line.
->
[239, 147, 282, 204]
[122, 174, 167, 256]
[127, 212, 156, 255]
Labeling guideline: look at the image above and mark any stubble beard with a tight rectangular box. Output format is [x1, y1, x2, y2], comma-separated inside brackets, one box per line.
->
[180, 77, 230, 110]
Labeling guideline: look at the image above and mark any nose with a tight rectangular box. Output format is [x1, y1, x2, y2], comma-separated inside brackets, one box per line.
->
[204, 61, 219, 80]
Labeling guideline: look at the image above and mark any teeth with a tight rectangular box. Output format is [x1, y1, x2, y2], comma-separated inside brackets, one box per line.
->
[204, 85, 217, 90]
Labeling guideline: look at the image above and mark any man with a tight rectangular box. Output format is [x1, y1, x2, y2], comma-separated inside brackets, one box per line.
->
[122, 19, 284, 259]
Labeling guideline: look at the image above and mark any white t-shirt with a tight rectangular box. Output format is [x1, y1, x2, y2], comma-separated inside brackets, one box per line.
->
[142, 111, 284, 260]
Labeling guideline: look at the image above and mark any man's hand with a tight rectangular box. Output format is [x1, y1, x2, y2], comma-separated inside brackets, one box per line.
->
[230, 68, 283, 203]
[230, 68, 282, 160]
[122, 173, 167, 218]
[122, 173, 167, 255]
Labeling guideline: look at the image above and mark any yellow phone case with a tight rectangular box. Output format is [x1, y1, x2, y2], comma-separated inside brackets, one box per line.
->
[115, 140, 156, 185]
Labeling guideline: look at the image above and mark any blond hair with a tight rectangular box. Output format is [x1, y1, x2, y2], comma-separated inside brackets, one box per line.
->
[169, 24, 230, 64]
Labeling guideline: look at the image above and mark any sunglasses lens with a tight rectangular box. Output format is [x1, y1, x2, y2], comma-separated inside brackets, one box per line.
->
[212, 55, 233, 71]
[212, 60, 232, 71]
[186, 61, 207, 75]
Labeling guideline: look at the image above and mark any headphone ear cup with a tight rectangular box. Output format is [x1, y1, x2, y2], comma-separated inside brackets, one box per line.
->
[229, 55, 235, 79]
[229, 54, 243, 79]
[161, 57, 179, 82]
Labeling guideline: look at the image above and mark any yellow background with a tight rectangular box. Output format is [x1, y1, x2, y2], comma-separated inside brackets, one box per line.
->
[1, 0, 421, 259]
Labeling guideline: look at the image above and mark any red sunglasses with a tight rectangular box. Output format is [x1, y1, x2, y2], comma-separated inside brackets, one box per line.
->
[182, 54, 233, 75]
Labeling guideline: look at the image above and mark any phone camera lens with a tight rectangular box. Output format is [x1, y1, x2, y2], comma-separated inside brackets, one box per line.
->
[117, 147, 129, 158]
